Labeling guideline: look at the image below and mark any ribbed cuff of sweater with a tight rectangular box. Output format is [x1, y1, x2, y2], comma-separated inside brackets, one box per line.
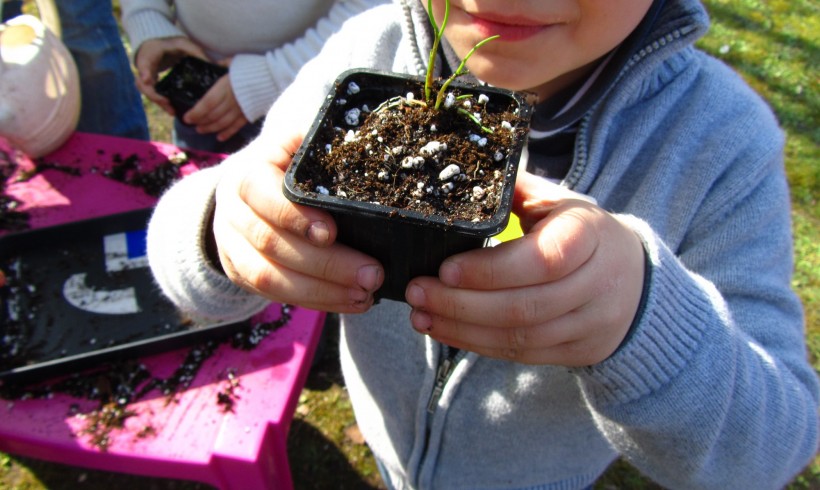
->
[229, 54, 278, 123]
[146, 165, 270, 325]
[122, 10, 186, 57]
[574, 215, 717, 406]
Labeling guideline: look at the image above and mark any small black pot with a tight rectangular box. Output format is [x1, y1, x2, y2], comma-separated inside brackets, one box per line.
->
[156, 56, 227, 118]
[283, 69, 532, 301]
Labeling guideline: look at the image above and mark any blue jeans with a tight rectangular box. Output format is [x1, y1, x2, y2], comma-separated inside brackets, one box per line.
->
[55, 0, 150, 140]
[1, 1, 23, 21]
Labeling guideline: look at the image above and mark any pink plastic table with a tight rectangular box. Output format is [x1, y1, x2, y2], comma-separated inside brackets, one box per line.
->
[0, 133, 325, 490]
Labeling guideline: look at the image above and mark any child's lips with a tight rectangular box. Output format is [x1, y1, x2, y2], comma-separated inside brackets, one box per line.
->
[466, 11, 559, 42]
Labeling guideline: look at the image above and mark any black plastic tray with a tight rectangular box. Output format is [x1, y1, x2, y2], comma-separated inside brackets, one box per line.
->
[155, 56, 228, 117]
[0, 209, 249, 384]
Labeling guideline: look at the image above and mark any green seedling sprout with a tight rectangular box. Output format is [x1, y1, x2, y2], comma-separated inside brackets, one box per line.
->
[424, 0, 448, 103]
[434, 35, 499, 109]
[423, 0, 499, 110]
[374, 0, 500, 133]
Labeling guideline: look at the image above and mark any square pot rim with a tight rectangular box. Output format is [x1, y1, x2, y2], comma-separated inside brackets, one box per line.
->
[283, 68, 533, 237]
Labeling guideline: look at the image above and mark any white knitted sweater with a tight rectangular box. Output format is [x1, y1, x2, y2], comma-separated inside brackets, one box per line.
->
[121, 0, 387, 122]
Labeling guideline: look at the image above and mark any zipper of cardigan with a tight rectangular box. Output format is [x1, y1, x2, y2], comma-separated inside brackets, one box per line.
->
[426, 346, 462, 414]
[416, 346, 466, 486]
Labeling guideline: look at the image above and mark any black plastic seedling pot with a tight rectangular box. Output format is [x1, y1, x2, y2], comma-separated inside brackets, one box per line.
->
[283, 69, 532, 301]
[156, 56, 227, 118]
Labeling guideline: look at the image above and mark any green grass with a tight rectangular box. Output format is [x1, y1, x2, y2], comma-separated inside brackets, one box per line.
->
[2, 1, 818, 488]
[697, 0, 820, 369]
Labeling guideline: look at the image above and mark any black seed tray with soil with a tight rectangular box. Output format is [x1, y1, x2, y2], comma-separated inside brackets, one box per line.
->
[155, 56, 227, 118]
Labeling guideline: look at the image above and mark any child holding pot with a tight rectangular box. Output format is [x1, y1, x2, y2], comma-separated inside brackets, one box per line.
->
[121, 0, 386, 153]
[146, 0, 820, 488]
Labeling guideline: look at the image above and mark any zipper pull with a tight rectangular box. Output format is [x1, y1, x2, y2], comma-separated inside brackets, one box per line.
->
[427, 358, 455, 414]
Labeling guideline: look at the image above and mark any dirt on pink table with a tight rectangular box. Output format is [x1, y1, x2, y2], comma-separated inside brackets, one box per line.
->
[0, 133, 325, 490]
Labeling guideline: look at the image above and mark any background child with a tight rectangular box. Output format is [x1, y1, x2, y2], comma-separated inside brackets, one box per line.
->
[146, 0, 820, 488]
[121, 0, 385, 152]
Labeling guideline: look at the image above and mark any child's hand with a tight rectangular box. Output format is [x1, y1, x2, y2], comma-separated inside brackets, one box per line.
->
[211, 133, 384, 313]
[405, 172, 646, 367]
[183, 73, 248, 142]
[133, 37, 208, 115]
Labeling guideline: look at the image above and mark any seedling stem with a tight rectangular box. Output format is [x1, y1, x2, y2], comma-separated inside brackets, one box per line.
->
[423, 0, 498, 109]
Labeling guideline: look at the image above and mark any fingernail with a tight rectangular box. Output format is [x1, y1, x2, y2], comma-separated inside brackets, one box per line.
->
[410, 309, 432, 333]
[406, 284, 426, 306]
[306, 221, 330, 245]
[349, 288, 369, 303]
[439, 261, 462, 287]
[357, 265, 382, 292]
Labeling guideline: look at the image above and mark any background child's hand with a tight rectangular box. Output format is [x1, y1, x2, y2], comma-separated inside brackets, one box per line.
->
[133, 37, 208, 115]
[211, 133, 384, 313]
[405, 172, 646, 366]
[183, 72, 248, 142]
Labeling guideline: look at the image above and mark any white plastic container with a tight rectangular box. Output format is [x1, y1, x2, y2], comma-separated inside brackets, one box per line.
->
[0, 14, 80, 157]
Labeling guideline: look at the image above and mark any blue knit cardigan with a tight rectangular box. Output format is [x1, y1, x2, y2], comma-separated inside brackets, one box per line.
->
[146, 1, 820, 488]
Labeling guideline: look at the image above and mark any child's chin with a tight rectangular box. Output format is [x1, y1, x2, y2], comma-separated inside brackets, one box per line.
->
[468, 59, 536, 91]
[475, 71, 533, 93]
